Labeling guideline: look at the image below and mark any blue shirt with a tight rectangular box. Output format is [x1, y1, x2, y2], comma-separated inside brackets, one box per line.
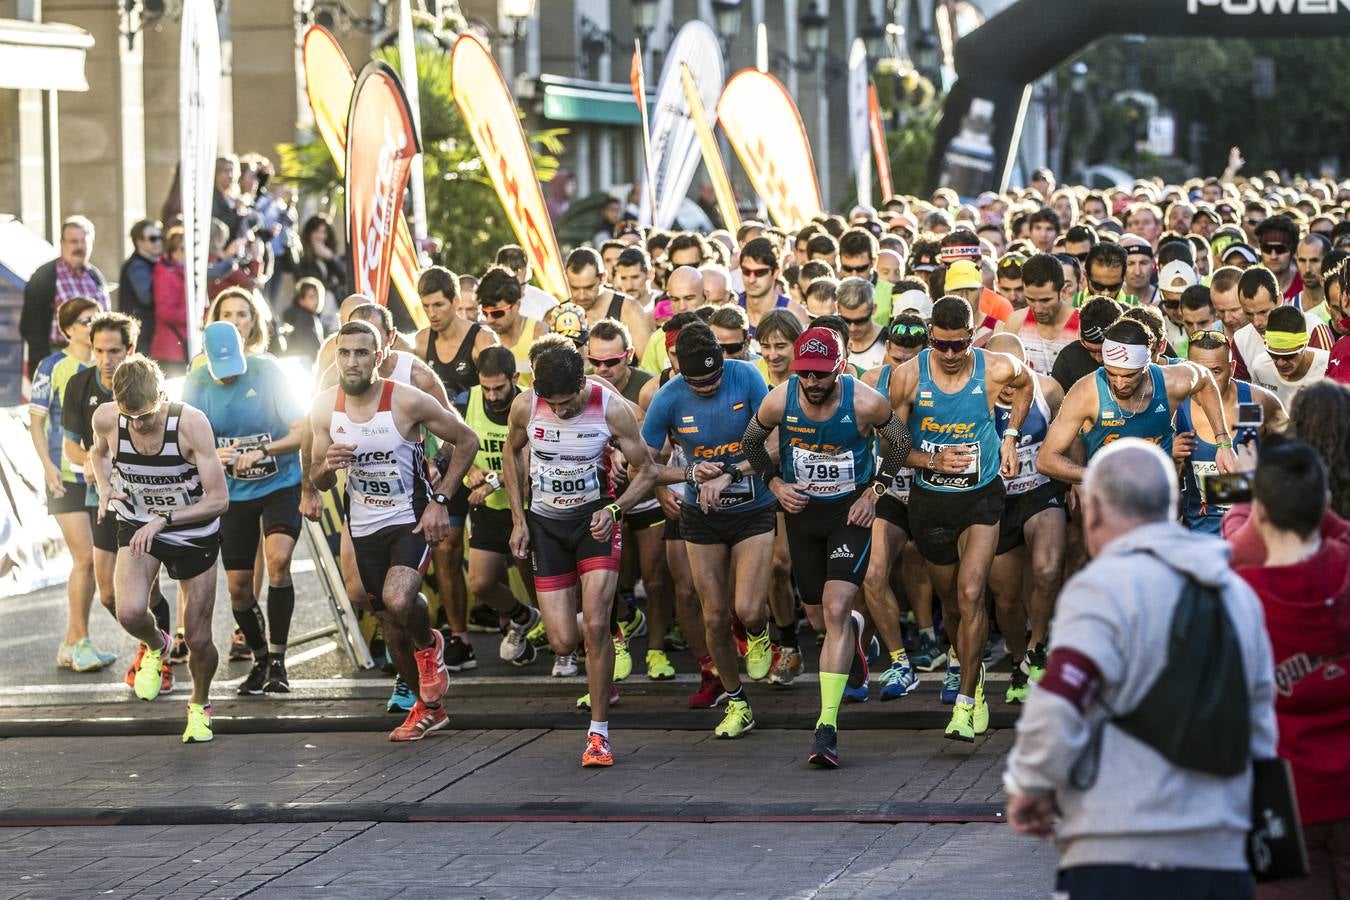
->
[182, 354, 303, 500]
[908, 349, 1001, 493]
[642, 359, 773, 512]
[777, 374, 875, 501]
[1176, 381, 1257, 533]
[29, 351, 87, 482]
[1081, 364, 1175, 459]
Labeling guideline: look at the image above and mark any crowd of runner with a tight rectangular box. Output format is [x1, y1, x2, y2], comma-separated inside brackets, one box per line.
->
[27, 165, 1350, 767]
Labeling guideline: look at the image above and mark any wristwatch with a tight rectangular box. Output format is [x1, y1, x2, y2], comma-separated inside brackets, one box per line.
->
[870, 480, 888, 498]
[605, 502, 623, 523]
[725, 465, 745, 484]
[1003, 427, 1020, 439]
[155, 509, 174, 526]
[484, 471, 502, 491]
[432, 492, 451, 507]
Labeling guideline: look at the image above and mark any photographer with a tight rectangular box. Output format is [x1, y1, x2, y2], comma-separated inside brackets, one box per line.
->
[1231, 439, 1350, 899]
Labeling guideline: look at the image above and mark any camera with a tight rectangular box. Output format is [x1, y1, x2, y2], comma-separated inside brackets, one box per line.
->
[1203, 472, 1253, 505]
[1237, 401, 1263, 428]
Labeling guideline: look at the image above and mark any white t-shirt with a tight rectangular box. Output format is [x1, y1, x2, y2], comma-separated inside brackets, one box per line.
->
[521, 284, 558, 321]
[848, 329, 887, 372]
[1247, 346, 1329, 407]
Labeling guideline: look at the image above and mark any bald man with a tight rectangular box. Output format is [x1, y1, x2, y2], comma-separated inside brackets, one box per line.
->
[876, 250, 903, 287]
[699, 264, 732, 306]
[315, 294, 416, 376]
[639, 267, 705, 375]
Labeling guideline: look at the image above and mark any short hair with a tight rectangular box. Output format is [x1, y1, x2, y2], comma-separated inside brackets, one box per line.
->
[1085, 241, 1127, 273]
[667, 232, 709, 264]
[806, 233, 839, 258]
[349, 302, 394, 338]
[111, 355, 163, 411]
[1209, 265, 1243, 295]
[804, 278, 837, 304]
[1254, 438, 1327, 538]
[528, 332, 578, 364]
[800, 260, 834, 283]
[1065, 224, 1098, 246]
[1104, 317, 1152, 348]
[88, 311, 139, 350]
[755, 309, 803, 345]
[476, 345, 517, 380]
[616, 246, 651, 273]
[164, 226, 185, 258]
[1157, 236, 1194, 268]
[1079, 295, 1124, 336]
[588, 317, 632, 350]
[565, 247, 603, 276]
[1120, 306, 1165, 348]
[1180, 285, 1215, 312]
[477, 266, 523, 307]
[1188, 330, 1229, 354]
[130, 218, 160, 244]
[707, 305, 749, 334]
[1021, 253, 1066, 291]
[532, 342, 586, 398]
[294, 276, 325, 305]
[646, 230, 672, 255]
[600, 239, 628, 258]
[337, 319, 383, 350]
[1267, 304, 1306, 334]
[740, 236, 781, 271]
[835, 277, 874, 311]
[1027, 207, 1060, 233]
[888, 312, 929, 348]
[62, 215, 95, 238]
[1238, 266, 1280, 302]
[838, 227, 878, 259]
[208, 287, 271, 354]
[1084, 438, 1178, 523]
[417, 265, 459, 299]
[495, 244, 529, 271]
[811, 314, 850, 349]
[931, 295, 973, 331]
[674, 320, 720, 361]
[57, 297, 101, 336]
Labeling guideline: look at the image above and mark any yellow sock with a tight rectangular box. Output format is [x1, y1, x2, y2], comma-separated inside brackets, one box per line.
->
[890, 648, 908, 666]
[817, 672, 848, 728]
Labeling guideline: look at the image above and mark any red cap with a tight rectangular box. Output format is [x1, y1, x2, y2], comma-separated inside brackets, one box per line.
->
[791, 327, 844, 373]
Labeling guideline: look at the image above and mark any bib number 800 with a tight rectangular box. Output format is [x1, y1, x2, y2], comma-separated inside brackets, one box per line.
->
[547, 476, 589, 494]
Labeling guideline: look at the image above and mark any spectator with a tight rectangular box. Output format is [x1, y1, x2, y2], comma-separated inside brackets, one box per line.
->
[592, 196, 622, 247]
[212, 153, 242, 239]
[295, 214, 348, 301]
[495, 244, 559, 320]
[280, 277, 328, 361]
[151, 226, 188, 374]
[1005, 438, 1276, 898]
[206, 286, 274, 360]
[1231, 439, 1350, 900]
[118, 218, 162, 354]
[20, 215, 109, 373]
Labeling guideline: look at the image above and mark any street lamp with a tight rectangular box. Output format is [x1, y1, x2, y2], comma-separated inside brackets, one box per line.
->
[501, 0, 536, 43]
[799, 2, 829, 63]
[712, 0, 742, 54]
[632, 0, 659, 44]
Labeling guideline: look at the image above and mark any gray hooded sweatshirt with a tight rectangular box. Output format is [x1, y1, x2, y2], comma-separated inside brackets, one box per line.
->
[1004, 520, 1277, 870]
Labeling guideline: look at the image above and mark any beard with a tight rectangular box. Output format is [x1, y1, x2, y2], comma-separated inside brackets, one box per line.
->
[339, 374, 373, 396]
[486, 390, 516, 413]
[802, 381, 833, 405]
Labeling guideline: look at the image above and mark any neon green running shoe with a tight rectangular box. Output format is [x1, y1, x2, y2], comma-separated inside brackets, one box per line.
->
[944, 701, 975, 742]
[744, 628, 773, 681]
[714, 698, 755, 739]
[526, 614, 549, 649]
[1005, 668, 1029, 705]
[973, 663, 989, 735]
[612, 635, 632, 682]
[182, 703, 213, 743]
[134, 632, 168, 702]
[618, 606, 647, 641]
[645, 649, 675, 680]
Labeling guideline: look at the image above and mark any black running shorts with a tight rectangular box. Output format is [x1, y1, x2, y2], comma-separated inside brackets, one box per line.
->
[352, 521, 430, 611]
[116, 522, 220, 581]
[875, 493, 910, 536]
[908, 479, 1005, 567]
[678, 501, 776, 547]
[783, 491, 871, 604]
[88, 505, 118, 554]
[221, 484, 303, 571]
[527, 504, 621, 593]
[47, 483, 86, 516]
[469, 505, 514, 555]
[996, 480, 1068, 556]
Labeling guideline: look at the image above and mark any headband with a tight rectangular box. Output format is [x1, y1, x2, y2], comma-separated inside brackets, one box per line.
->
[1264, 329, 1309, 353]
[1081, 323, 1108, 343]
[677, 344, 724, 380]
[1101, 339, 1150, 370]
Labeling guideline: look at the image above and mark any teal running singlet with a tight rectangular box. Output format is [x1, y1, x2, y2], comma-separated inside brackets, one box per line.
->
[908, 349, 1001, 493]
[1080, 364, 1174, 458]
[777, 375, 875, 500]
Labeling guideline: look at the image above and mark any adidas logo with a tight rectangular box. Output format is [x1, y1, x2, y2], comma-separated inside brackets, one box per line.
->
[829, 544, 854, 560]
[1154, 404, 1166, 413]
[972, 385, 984, 394]
[246, 388, 258, 398]
[336, 425, 346, 434]
[840, 414, 852, 423]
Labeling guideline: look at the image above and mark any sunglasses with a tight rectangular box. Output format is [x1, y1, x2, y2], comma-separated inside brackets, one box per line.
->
[1162, 299, 1181, 310]
[587, 354, 627, 369]
[839, 263, 872, 276]
[480, 305, 512, 319]
[145, 234, 163, 242]
[839, 312, 873, 326]
[998, 255, 1026, 269]
[889, 323, 927, 339]
[1266, 348, 1304, 360]
[930, 337, 972, 353]
[1087, 279, 1124, 294]
[74, 315, 96, 326]
[740, 266, 773, 279]
[719, 341, 745, 355]
[1245, 218, 1265, 226]
[1260, 243, 1290, 255]
[1188, 330, 1228, 343]
[798, 370, 835, 382]
[119, 393, 167, 422]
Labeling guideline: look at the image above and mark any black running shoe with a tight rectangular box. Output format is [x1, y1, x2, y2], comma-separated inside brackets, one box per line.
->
[808, 724, 839, 769]
[263, 657, 290, 693]
[443, 634, 478, 672]
[467, 604, 500, 633]
[238, 657, 268, 695]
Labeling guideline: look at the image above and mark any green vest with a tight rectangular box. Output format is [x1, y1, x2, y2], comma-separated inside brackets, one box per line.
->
[464, 386, 512, 511]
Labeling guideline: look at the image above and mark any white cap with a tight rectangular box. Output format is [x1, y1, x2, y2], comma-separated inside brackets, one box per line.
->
[1158, 260, 1199, 293]
[895, 289, 933, 320]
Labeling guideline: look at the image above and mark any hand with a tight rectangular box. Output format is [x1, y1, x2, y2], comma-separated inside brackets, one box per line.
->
[770, 478, 808, 514]
[846, 489, 878, 528]
[233, 447, 266, 472]
[216, 444, 239, 467]
[692, 461, 725, 483]
[1067, 483, 1082, 515]
[468, 484, 493, 507]
[128, 516, 166, 558]
[1006, 791, 1057, 839]
[1235, 440, 1259, 471]
[1216, 444, 1239, 475]
[97, 481, 129, 523]
[323, 442, 356, 473]
[313, 242, 334, 261]
[412, 502, 450, 545]
[509, 520, 531, 560]
[656, 486, 682, 520]
[999, 436, 1018, 479]
[589, 507, 617, 542]
[698, 473, 732, 513]
[1172, 431, 1197, 463]
[932, 444, 976, 474]
[43, 465, 65, 498]
[1228, 145, 1245, 173]
[465, 470, 487, 490]
[300, 487, 323, 522]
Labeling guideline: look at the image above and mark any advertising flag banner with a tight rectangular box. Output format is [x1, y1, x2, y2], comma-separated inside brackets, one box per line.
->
[679, 63, 739, 234]
[179, 0, 219, 361]
[451, 33, 567, 300]
[302, 26, 426, 326]
[868, 83, 894, 200]
[630, 42, 658, 223]
[636, 21, 724, 230]
[848, 39, 871, 209]
[717, 69, 823, 229]
[344, 61, 420, 309]
[397, 0, 428, 253]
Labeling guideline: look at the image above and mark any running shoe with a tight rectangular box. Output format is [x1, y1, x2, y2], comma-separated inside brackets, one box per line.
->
[973, 664, 989, 735]
[843, 681, 869, 703]
[688, 670, 726, 708]
[228, 628, 252, 662]
[612, 634, 632, 682]
[134, 631, 169, 701]
[124, 644, 146, 688]
[645, 649, 675, 681]
[1024, 642, 1048, 682]
[467, 603, 500, 633]
[912, 632, 947, 672]
[944, 701, 975, 742]
[580, 732, 613, 767]
[983, 639, 995, 663]
[510, 642, 538, 667]
[387, 677, 415, 713]
[575, 685, 620, 710]
[846, 610, 869, 691]
[664, 621, 688, 651]
[238, 656, 269, 696]
[526, 615, 550, 650]
[443, 633, 477, 672]
[69, 638, 116, 673]
[552, 652, 579, 677]
[867, 635, 882, 665]
[940, 660, 962, 705]
[1005, 668, 1029, 705]
[264, 657, 290, 693]
[415, 629, 450, 704]
[160, 663, 174, 695]
[182, 703, 213, 744]
[389, 700, 448, 741]
[618, 606, 647, 641]
[499, 606, 542, 663]
[768, 646, 804, 686]
[714, 698, 755, 738]
[169, 630, 189, 665]
[808, 724, 840, 769]
[745, 628, 773, 681]
[878, 661, 919, 700]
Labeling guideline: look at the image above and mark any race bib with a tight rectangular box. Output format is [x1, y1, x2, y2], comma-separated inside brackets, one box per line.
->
[1003, 440, 1049, 496]
[536, 463, 601, 509]
[886, 467, 913, 503]
[791, 447, 857, 498]
[715, 476, 755, 508]
[919, 440, 981, 490]
[350, 461, 407, 504]
[220, 432, 279, 481]
[1192, 460, 1228, 513]
[113, 470, 190, 518]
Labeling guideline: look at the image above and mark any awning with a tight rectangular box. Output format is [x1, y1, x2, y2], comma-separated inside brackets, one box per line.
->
[0, 18, 93, 92]
[536, 74, 650, 126]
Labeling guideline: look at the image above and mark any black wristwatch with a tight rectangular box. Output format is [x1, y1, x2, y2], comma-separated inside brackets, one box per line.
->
[725, 465, 744, 484]
[432, 492, 451, 507]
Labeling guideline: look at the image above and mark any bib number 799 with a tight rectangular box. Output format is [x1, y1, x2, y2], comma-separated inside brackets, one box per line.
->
[356, 477, 394, 495]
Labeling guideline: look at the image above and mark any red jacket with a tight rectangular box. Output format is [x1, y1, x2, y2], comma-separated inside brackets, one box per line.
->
[151, 258, 187, 363]
[1223, 504, 1350, 568]
[1235, 535, 1350, 824]
[1328, 326, 1350, 386]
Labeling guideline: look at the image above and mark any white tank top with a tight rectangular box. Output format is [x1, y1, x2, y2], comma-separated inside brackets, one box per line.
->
[388, 350, 415, 385]
[330, 380, 431, 537]
[527, 383, 615, 518]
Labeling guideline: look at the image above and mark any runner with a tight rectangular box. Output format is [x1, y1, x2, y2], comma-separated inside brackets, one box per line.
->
[476, 265, 546, 389]
[887, 296, 1035, 742]
[641, 321, 776, 738]
[983, 333, 1066, 702]
[1246, 306, 1330, 406]
[87, 357, 229, 742]
[996, 253, 1080, 373]
[183, 321, 305, 695]
[564, 247, 653, 358]
[737, 237, 811, 333]
[502, 339, 659, 767]
[742, 327, 916, 767]
[309, 320, 480, 741]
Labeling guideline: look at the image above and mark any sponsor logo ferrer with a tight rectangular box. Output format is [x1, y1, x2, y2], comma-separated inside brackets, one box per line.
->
[1188, 0, 1350, 12]
[353, 449, 396, 464]
[919, 417, 976, 435]
[692, 441, 741, 458]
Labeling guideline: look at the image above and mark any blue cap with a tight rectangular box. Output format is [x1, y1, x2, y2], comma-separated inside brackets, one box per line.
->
[204, 320, 246, 379]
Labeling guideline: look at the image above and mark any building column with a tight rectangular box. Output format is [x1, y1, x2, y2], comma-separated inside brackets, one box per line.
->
[17, 89, 48, 241]
[217, 0, 234, 154]
[117, 9, 148, 255]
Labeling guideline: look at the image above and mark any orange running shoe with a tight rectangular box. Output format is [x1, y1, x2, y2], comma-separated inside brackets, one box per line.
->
[124, 644, 147, 688]
[389, 700, 448, 742]
[414, 629, 450, 704]
[161, 662, 174, 695]
[580, 732, 613, 767]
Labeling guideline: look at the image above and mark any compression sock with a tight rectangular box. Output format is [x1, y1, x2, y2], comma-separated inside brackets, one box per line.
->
[233, 603, 268, 658]
[817, 672, 848, 729]
[150, 592, 171, 634]
[697, 654, 715, 676]
[920, 627, 936, 643]
[266, 583, 294, 656]
[508, 602, 533, 625]
[776, 619, 799, 649]
[725, 686, 746, 703]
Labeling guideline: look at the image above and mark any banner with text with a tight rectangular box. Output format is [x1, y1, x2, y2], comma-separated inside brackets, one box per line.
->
[344, 61, 420, 308]
[451, 33, 567, 300]
[179, 0, 219, 361]
[717, 69, 822, 229]
[847, 39, 871, 210]
[637, 21, 724, 230]
[679, 63, 740, 234]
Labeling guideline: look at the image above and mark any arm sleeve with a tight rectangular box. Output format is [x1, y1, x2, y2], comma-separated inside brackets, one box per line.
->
[29, 357, 53, 415]
[741, 414, 778, 485]
[874, 413, 914, 481]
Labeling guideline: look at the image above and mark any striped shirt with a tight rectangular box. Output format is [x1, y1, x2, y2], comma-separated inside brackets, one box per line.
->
[111, 402, 219, 546]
